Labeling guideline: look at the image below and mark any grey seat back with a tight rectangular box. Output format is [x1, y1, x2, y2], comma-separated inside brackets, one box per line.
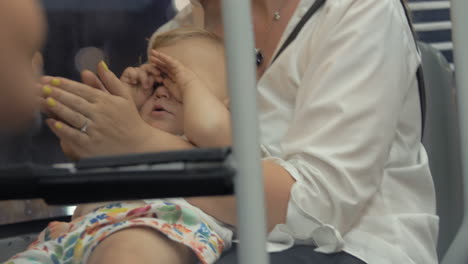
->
[419, 42, 463, 260]
[0, 235, 36, 262]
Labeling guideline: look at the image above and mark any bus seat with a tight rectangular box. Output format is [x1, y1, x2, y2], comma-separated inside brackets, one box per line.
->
[419, 42, 464, 261]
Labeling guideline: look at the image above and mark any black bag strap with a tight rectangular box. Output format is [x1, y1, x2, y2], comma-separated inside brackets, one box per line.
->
[272, 0, 326, 63]
[400, 0, 427, 138]
[272, 0, 426, 138]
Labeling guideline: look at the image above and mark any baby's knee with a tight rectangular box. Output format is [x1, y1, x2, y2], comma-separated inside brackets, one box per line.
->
[87, 227, 196, 264]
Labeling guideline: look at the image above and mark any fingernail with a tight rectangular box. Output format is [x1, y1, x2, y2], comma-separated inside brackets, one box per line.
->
[55, 122, 63, 130]
[47, 98, 57, 107]
[100, 61, 109, 72]
[42, 85, 52, 95]
[51, 78, 61, 86]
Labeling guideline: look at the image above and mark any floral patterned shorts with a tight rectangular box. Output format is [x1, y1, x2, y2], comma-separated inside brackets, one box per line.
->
[6, 201, 225, 264]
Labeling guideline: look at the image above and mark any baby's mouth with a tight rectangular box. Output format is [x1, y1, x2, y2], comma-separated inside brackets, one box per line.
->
[152, 105, 172, 115]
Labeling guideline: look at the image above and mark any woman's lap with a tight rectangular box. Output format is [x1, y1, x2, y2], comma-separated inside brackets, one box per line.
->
[7, 201, 225, 264]
[217, 244, 366, 264]
[6, 201, 366, 264]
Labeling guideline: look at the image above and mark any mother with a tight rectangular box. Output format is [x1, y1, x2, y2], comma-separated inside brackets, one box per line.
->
[41, 0, 438, 263]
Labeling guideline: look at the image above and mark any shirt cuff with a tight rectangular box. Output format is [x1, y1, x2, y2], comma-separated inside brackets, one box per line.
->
[264, 156, 345, 253]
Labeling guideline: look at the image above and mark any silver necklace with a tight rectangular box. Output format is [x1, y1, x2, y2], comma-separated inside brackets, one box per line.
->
[274, 11, 282, 21]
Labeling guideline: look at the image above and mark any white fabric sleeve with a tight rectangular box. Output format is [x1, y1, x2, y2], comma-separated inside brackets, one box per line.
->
[266, 0, 421, 253]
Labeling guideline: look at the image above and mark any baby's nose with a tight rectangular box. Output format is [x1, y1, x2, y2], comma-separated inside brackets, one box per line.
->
[154, 85, 170, 99]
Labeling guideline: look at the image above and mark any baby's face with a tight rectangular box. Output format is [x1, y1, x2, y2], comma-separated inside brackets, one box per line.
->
[139, 38, 227, 135]
[139, 84, 185, 135]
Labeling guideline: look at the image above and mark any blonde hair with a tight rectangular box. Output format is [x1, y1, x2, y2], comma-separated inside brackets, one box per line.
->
[150, 27, 223, 51]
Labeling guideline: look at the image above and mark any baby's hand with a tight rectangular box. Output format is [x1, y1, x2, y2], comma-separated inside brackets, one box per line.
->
[149, 50, 205, 102]
[120, 64, 159, 108]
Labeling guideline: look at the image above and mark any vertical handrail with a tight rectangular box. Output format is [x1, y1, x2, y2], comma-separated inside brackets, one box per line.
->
[221, 1, 270, 264]
[443, 0, 468, 263]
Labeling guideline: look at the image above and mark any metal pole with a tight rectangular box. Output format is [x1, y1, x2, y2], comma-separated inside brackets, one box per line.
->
[443, 0, 468, 263]
[221, 0, 270, 264]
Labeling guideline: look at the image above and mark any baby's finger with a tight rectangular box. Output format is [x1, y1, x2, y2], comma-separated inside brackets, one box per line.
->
[144, 64, 164, 83]
[120, 67, 138, 85]
[150, 54, 184, 83]
[147, 75, 155, 90]
[148, 54, 159, 65]
[136, 68, 150, 89]
[162, 78, 182, 102]
[149, 55, 166, 69]
[151, 50, 183, 74]
[141, 63, 160, 77]
[151, 56, 172, 80]
[155, 76, 164, 83]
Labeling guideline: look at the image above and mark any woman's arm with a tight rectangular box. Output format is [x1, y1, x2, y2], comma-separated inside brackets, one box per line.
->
[187, 160, 295, 232]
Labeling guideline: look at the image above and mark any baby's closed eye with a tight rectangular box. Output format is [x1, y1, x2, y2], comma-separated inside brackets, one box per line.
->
[152, 82, 164, 93]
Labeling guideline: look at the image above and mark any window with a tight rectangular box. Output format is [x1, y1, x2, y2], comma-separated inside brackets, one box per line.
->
[409, 0, 453, 67]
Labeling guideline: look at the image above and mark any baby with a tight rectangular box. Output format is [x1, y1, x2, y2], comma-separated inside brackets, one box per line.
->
[71, 27, 232, 219]
[140, 28, 231, 147]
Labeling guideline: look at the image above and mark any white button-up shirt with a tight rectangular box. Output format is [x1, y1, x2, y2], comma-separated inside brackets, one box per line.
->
[150, 0, 439, 263]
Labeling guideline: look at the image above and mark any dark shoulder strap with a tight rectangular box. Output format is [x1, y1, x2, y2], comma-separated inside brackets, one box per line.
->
[272, 0, 326, 64]
[400, 0, 427, 138]
[272, 0, 426, 138]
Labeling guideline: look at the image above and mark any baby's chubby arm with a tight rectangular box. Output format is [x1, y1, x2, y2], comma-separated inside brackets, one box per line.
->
[150, 50, 232, 147]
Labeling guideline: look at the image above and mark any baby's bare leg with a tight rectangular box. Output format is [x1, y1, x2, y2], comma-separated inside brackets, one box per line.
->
[87, 227, 197, 264]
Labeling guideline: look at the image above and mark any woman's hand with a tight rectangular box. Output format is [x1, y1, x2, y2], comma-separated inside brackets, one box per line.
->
[40, 62, 157, 159]
[120, 64, 160, 108]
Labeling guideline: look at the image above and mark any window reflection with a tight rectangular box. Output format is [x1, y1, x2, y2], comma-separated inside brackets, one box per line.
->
[0, 0, 176, 225]
[42, 0, 175, 79]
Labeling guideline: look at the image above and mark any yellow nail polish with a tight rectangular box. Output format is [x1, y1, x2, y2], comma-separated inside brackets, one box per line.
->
[42, 85, 52, 95]
[51, 78, 61, 86]
[55, 122, 63, 129]
[47, 98, 57, 107]
[100, 61, 109, 71]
